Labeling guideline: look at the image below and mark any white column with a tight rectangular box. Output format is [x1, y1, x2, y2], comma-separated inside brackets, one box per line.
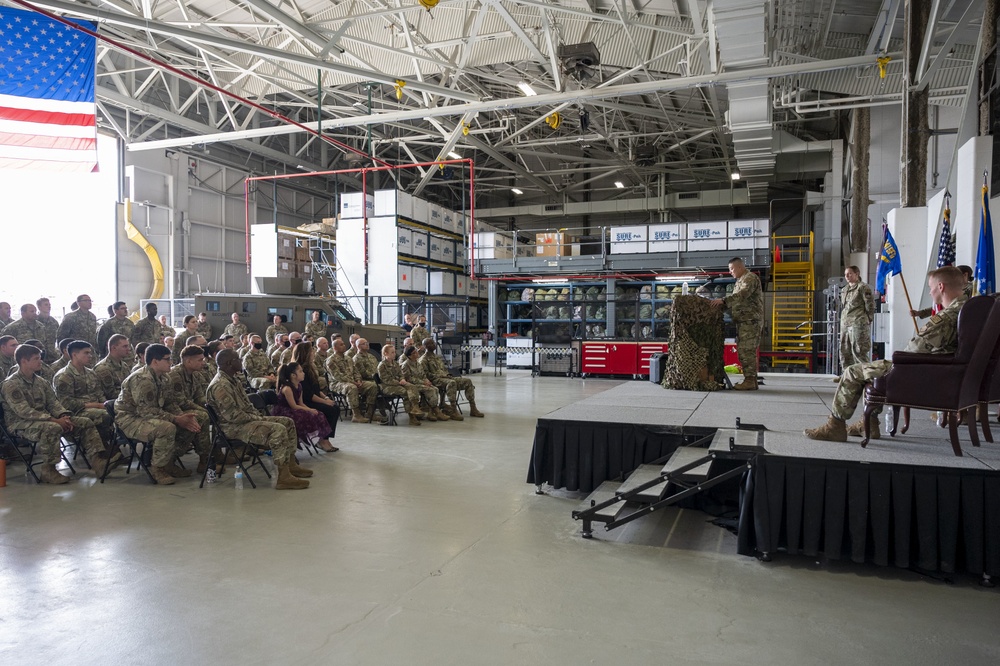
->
[956, 137, 992, 267]
[886, 207, 928, 355]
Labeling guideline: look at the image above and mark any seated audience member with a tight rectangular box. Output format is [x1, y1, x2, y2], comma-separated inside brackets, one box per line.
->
[0, 335, 17, 378]
[97, 301, 135, 358]
[48, 338, 74, 377]
[420, 338, 484, 418]
[171, 315, 199, 364]
[207, 350, 310, 489]
[53, 340, 116, 446]
[34, 297, 59, 360]
[265, 315, 288, 347]
[131, 302, 162, 346]
[271, 361, 334, 453]
[157, 314, 174, 341]
[131, 342, 150, 374]
[353, 338, 388, 421]
[2, 303, 43, 346]
[195, 312, 213, 340]
[114, 344, 204, 485]
[0, 301, 12, 328]
[20, 339, 54, 381]
[313, 337, 330, 390]
[224, 312, 248, 340]
[304, 310, 327, 340]
[243, 334, 276, 389]
[291, 342, 339, 450]
[377, 344, 425, 425]
[166, 345, 213, 473]
[94, 334, 132, 400]
[400, 345, 445, 421]
[1, 344, 106, 482]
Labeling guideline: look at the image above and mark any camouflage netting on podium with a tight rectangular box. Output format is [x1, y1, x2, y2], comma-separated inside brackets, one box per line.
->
[662, 295, 726, 391]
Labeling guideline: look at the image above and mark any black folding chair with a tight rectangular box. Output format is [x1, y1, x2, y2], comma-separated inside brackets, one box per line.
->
[374, 375, 404, 426]
[201, 404, 272, 489]
[103, 401, 156, 484]
[0, 403, 41, 483]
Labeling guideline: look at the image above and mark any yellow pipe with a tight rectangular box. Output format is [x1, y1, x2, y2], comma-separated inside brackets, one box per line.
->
[123, 199, 166, 302]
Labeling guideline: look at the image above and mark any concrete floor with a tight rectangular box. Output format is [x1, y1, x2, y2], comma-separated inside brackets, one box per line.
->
[1, 371, 997, 665]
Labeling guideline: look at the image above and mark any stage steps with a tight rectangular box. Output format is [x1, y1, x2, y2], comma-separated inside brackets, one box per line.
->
[572, 427, 764, 539]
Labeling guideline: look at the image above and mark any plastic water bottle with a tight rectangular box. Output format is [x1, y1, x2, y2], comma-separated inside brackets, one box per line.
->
[234, 469, 244, 490]
[682, 281, 689, 296]
[884, 409, 894, 432]
[205, 468, 217, 484]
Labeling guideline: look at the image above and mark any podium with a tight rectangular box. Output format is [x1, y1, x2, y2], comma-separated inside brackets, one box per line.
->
[662, 295, 726, 391]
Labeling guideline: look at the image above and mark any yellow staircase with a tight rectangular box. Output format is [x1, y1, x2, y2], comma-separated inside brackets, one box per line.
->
[770, 232, 815, 367]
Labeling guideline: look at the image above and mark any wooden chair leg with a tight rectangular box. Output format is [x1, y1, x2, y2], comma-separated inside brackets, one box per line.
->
[861, 402, 875, 448]
[891, 406, 901, 436]
[948, 412, 963, 456]
[900, 407, 910, 435]
[980, 402, 994, 443]
[968, 408, 982, 448]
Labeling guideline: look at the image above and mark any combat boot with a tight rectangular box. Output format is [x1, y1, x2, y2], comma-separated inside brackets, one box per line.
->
[150, 466, 177, 485]
[91, 453, 111, 480]
[351, 405, 370, 423]
[846, 417, 880, 439]
[804, 416, 847, 442]
[164, 460, 193, 478]
[447, 403, 464, 421]
[468, 401, 484, 418]
[433, 406, 450, 421]
[408, 412, 422, 426]
[422, 407, 437, 421]
[275, 464, 309, 489]
[733, 377, 758, 391]
[39, 464, 70, 484]
[286, 457, 314, 478]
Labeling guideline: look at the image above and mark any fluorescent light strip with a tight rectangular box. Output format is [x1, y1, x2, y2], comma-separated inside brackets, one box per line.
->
[516, 81, 537, 96]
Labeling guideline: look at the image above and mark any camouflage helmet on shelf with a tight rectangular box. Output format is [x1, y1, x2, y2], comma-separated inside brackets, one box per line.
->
[639, 304, 653, 319]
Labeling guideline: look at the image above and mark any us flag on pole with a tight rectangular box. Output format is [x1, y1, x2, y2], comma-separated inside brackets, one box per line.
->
[0, 7, 97, 172]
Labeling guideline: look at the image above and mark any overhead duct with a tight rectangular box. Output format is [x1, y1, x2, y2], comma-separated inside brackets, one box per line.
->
[714, 0, 773, 202]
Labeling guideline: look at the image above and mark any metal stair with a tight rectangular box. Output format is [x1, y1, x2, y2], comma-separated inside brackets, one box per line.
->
[572, 427, 764, 539]
[770, 231, 815, 367]
[308, 232, 337, 297]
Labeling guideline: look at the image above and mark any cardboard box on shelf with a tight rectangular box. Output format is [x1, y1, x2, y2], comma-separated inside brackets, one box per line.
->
[397, 227, 413, 255]
[277, 260, 296, 278]
[411, 230, 429, 258]
[298, 262, 313, 279]
[397, 264, 413, 291]
[609, 225, 648, 254]
[429, 236, 445, 263]
[295, 244, 311, 262]
[277, 235, 296, 259]
[428, 271, 456, 295]
[535, 232, 579, 257]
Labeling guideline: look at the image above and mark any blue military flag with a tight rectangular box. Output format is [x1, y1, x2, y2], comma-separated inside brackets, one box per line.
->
[975, 183, 995, 294]
[875, 227, 902, 295]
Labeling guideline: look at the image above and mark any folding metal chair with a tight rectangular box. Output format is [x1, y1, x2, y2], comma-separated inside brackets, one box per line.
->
[201, 404, 272, 489]
[0, 403, 41, 483]
[103, 401, 157, 484]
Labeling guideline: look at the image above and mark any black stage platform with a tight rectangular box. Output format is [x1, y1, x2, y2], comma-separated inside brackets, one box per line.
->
[527, 377, 1000, 580]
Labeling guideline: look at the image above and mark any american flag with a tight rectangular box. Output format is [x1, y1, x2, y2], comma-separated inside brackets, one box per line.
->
[0, 7, 97, 172]
[937, 205, 956, 268]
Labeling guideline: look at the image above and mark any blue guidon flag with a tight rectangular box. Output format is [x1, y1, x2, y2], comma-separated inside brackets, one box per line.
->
[875, 226, 902, 295]
[976, 182, 996, 294]
[0, 6, 97, 172]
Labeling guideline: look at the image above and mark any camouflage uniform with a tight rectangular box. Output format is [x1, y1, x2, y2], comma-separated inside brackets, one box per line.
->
[52, 363, 114, 443]
[0, 315, 12, 329]
[831, 295, 967, 421]
[662, 295, 725, 391]
[345, 348, 358, 361]
[224, 322, 248, 339]
[410, 324, 430, 347]
[722, 271, 764, 380]
[2, 318, 45, 352]
[195, 320, 213, 340]
[265, 323, 288, 346]
[94, 355, 132, 401]
[353, 351, 380, 381]
[57, 309, 98, 350]
[313, 348, 329, 391]
[378, 358, 420, 411]
[839, 280, 874, 369]
[1, 370, 102, 464]
[97, 317, 135, 358]
[114, 367, 199, 468]
[325, 352, 375, 412]
[171, 330, 198, 365]
[36, 314, 60, 359]
[420, 351, 475, 404]
[1, 354, 17, 378]
[206, 371, 296, 464]
[243, 349, 275, 389]
[166, 365, 211, 457]
[270, 345, 288, 368]
[131, 316, 162, 346]
[400, 357, 440, 408]
[304, 320, 327, 340]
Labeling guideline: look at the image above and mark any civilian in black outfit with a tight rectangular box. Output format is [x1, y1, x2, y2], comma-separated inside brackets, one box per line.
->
[291, 342, 340, 451]
[401, 313, 414, 333]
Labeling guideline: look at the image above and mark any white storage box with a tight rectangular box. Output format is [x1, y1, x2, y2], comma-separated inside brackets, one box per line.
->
[428, 204, 445, 229]
[397, 226, 413, 255]
[454, 243, 467, 268]
[397, 264, 414, 291]
[340, 192, 374, 219]
[648, 224, 685, 252]
[728, 218, 770, 250]
[411, 197, 429, 224]
[441, 239, 455, 264]
[454, 274, 469, 297]
[610, 225, 648, 254]
[374, 189, 414, 219]
[411, 230, 429, 258]
[429, 236, 445, 263]
[442, 209, 455, 233]
[428, 271, 456, 295]
[411, 266, 428, 293]
[687, 221, 728, 251]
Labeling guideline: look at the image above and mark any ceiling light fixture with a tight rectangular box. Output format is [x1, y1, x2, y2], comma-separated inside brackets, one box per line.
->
[614, 181, 625, 189]
[448, 151, 461, 160]
[731, 171, 741, 180]
[511, 188, 523, 195]
[516, 81, 537, 96]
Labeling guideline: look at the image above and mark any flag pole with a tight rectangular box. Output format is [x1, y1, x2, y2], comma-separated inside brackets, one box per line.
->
[896, 273, 920, 335]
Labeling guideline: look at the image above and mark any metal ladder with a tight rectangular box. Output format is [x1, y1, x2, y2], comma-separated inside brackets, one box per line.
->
[572, 425, 765, 539]
[308, 232, 337, 296]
